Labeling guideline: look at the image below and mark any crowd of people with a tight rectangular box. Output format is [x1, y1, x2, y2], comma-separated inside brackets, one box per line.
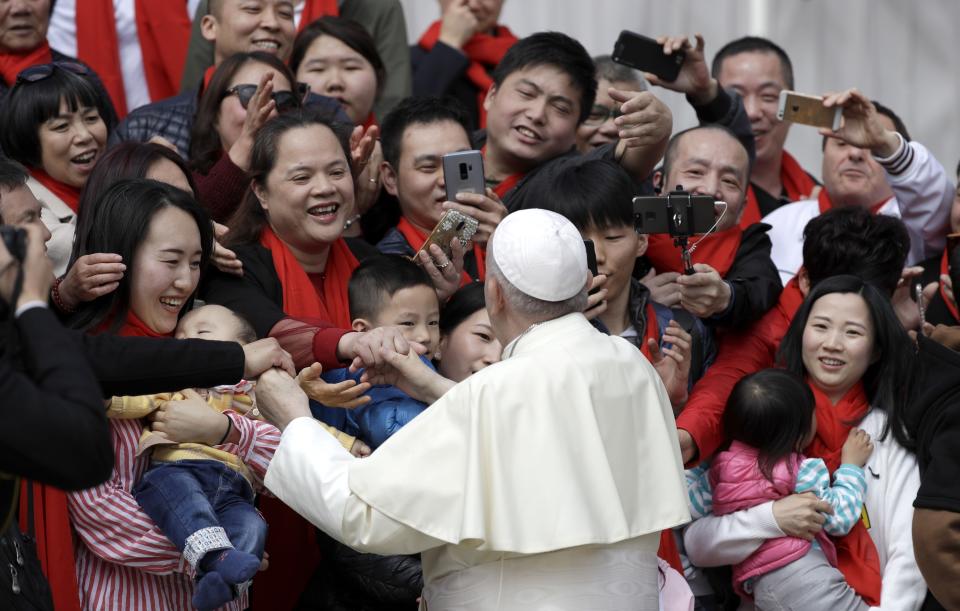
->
[1, 1, 959, 610]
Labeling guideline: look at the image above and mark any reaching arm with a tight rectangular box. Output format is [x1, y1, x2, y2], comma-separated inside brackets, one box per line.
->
[683, 501, 781, 566]
[795, 459, 866, 537]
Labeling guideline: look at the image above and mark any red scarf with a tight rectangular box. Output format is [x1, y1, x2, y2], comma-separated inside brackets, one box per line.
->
[362, 112, 378, 131]
[645, 225, 742, 276]
[75, 0, 192, 116]
[259, 226, 358, 329]
[298, 0, 340, 31]
[806, 382, 883, 606]
[29, 167, 81, 213]
[775, 276, 806, 330]
[481, 144, 525, 200]
[817, 185, 891, 215]
[0, 40, 52, 86]
[741, 151, 818, 228]
[19, 311, 168, 611]
[637, 301, 661, 362]
[940, 249, 960, 321]
[418, 22, 518, 128]
[396, 217, 485, 283]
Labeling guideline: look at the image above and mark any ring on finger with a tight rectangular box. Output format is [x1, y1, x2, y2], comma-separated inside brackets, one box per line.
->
[435, 260, 450, 269]
[369, 177, 378, 183]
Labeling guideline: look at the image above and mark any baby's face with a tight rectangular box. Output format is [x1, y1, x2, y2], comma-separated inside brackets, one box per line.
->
[372, 285, 440, 358]
[176, 305, 243, 342]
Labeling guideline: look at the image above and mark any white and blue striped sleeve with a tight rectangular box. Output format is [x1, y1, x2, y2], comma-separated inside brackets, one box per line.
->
[686, 463, 713, 519]
[795, 458, 867, 536]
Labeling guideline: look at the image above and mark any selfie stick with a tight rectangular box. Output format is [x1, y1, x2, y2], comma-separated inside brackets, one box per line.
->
[666, 188, 696, 275]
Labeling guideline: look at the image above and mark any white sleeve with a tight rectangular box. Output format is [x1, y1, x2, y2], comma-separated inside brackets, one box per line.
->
[868, 437, 925, 611]
[682, 501, 783, 566]
[264, 417, 444, 555]
[878, 138, 953, 264]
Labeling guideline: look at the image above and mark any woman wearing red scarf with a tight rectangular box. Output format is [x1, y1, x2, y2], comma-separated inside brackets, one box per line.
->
[189, 51, 302, 224]
[685, 276, 925, 610]
[61, 179, 272, 610]
[202, 109, 378, 609]
[413, 0, 515, 131]
[0, 62, 114, 277]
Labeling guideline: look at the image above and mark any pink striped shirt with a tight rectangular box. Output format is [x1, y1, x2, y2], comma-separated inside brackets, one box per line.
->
[68, 411, 280, 610]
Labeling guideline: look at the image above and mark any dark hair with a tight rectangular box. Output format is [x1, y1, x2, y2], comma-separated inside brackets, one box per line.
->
[72, 142, 198, 267]
[531, 158, 635, 230]
[593, 55, 646, 89]
[711, 36, 794, 90]
[0, 64, 115, 168]
[0, 159, 29, 224]
[492, 31, 597, 124]
[661, 124, 751, 185]
[69, 179, 214, 334]
[348, 255, 434, 321]
[225, 109, 352, 246]
[802, 207, 909, 296]
[290, 16, 385, 95]
[189, 51, 298, 175]
[439, 282, 486, 336]
[380, 96, 471, 168]
[777, 275, 915, 445]
[722, 369, 815, 480]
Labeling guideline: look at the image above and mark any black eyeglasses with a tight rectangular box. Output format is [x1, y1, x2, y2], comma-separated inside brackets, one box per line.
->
[584, 104, 624, 126]
[15, 61, 90, 86]
[222, 83, 307, 113]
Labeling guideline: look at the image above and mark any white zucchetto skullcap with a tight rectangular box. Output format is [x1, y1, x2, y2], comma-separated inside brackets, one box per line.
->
[491, 209, 587, 302]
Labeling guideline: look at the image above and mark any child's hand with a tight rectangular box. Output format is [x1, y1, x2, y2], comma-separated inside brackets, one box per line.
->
[350, 439, 372, 457]
[297, 363, 372, 409]
[841, 428, 874, 467]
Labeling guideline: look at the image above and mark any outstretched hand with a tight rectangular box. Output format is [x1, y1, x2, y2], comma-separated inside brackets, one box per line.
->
[297, 362, 371, 408]
[255, 368, 312, 431]
[648, 320, 692, 410]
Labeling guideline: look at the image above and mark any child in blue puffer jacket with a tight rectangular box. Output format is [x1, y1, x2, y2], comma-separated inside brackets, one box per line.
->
[308, 255, 440, 449]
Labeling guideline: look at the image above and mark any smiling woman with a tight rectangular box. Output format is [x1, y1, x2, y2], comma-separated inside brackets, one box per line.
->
[0, 61, 115, 275]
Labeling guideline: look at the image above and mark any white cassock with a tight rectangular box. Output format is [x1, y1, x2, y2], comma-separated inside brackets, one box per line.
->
[265, 313, 691, 610]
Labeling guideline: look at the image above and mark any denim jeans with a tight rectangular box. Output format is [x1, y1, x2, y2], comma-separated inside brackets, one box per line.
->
[133, 459, 267, 570]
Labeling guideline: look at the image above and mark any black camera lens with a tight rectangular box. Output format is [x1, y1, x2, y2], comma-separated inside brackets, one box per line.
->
[459, 163, 468, 180]
[0, 225, 26, 262]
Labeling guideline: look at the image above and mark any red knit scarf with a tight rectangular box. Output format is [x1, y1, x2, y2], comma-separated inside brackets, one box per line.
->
[741, 151, 818, 228]
[396, 217, 485, 283]
[75, 0, 192, 116]
[939, 249, 960, 322]
[298, 0, 340, 31]
[817, 186, 891, 215]
[806, 382, 883, 606]
[28, 167, 80, 213]
[259, 226, 358, 328]
[0, 40, 52, 86]
[645, 225, 742, 276]
[418, 22, 518, 128]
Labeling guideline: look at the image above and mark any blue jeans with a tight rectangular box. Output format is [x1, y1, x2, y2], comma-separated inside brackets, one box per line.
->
[133, 459, 267, 569]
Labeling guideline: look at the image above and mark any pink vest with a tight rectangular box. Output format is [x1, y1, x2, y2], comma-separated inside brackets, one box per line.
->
[710, 441, 837, 595]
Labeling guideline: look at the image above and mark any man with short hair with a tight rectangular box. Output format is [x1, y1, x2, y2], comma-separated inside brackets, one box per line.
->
[255, 208, 691, 609]
[763, 88, 953, 284]
[482, 31, 673, 213]
[712, 36, 819, 225]
[642, 124, 782, 329]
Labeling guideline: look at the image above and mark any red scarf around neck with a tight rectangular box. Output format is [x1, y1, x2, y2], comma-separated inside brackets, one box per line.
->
[418, 22, 518, 128]
[480, 145, 525, 200]
[298, 0, 340, 31]
[20, 310, 169, 611]
[75, 0, 192, 116]
[806, 382, 882, 606]
[741, 150, 818, 228]
[29, 167, 81, 213]
[775, 276, 806, 330]
[817, 185, 891, 215]
[396, 217, 485, 284]
[645, 225, 742, 277]
[939, 249, 960, 322]
[259, 226, 358, 328]
[0, 40, 52, 86]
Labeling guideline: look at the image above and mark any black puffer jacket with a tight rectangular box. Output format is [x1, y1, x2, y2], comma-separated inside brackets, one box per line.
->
[297, 533, 422, 611]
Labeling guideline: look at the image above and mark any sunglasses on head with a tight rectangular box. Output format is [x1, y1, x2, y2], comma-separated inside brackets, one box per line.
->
[222, 82, 308, 113]
[15, 61, 90, 86]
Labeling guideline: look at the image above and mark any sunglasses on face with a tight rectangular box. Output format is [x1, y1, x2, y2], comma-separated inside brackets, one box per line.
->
[222, 82, 308, 113]
[15, 61, 90, 86]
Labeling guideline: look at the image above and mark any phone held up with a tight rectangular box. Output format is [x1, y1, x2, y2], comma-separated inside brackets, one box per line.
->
[633, 188, 716, 274]
[412, 209, 479, 268]
[612, 30, 684, 82]
[442, 150, 485, 203]
[777, 91, 842, 130]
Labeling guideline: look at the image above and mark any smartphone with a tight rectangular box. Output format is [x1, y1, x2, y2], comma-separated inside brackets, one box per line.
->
[777, 91, 842, 130]
[947, 233, 960, 301]
[632, 194, 716, 235]
[612, 30, 685, 82]
[442, 150, 485, 202]
[412, 209, 479, 266]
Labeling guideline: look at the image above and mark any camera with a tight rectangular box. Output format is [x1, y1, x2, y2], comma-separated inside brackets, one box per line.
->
[0, 226, 26, 262]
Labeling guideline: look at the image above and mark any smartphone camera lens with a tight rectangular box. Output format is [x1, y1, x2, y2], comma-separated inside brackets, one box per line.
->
[459, 163, 468, 180]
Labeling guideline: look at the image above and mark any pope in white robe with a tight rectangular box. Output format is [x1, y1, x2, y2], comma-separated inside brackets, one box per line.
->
[255, 209, 691, 610]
